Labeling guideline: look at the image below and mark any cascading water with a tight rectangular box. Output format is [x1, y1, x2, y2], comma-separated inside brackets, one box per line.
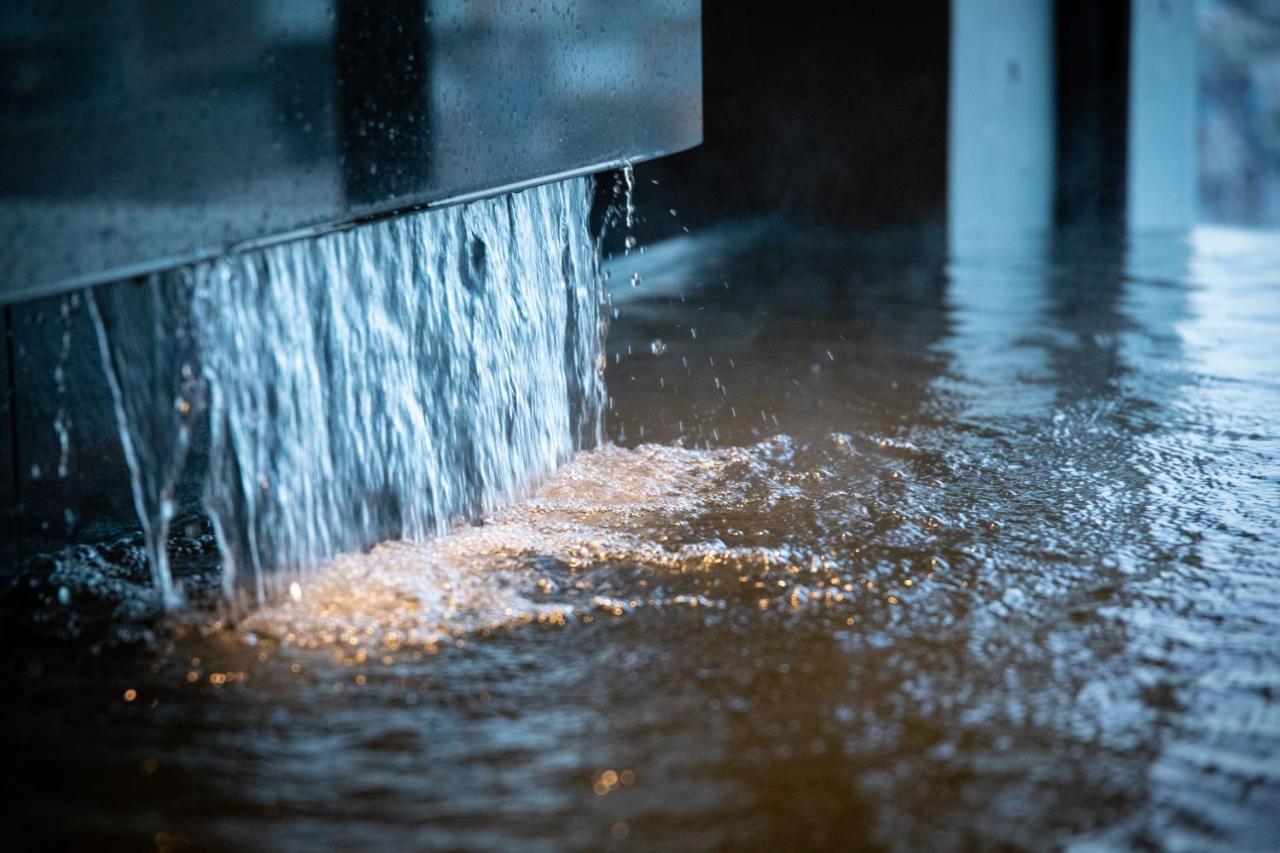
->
[88, 270, 205, 609]
[88, 177, 605, 606]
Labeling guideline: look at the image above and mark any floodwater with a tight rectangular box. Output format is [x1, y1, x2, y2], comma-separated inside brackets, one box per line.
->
[3, 224, 1279, 851]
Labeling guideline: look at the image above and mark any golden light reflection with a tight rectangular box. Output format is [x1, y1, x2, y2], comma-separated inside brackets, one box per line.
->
[223, 440, 880, 656]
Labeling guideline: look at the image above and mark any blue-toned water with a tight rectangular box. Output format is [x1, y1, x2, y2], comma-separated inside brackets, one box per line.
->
[87, 178, 603, 606]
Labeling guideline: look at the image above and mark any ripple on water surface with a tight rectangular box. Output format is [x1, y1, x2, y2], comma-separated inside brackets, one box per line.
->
[4, 225, 1279, 851]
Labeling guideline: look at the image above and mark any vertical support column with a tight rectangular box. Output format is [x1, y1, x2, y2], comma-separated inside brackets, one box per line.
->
[948, 0, 1056, 239]
[1128, 0, 1198, 230]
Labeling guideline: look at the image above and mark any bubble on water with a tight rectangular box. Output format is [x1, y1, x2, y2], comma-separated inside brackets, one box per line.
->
[235, 439, 844, 651]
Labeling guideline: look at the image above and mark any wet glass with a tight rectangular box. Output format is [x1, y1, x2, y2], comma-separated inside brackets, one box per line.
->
[0, 0, 700, 302]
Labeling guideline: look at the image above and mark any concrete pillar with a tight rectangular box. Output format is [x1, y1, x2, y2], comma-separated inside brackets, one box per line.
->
[948, 0, 1056, 239]
[1128, 0, 1198, 230]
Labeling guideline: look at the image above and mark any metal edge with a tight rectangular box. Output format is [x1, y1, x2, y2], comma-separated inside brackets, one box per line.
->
[1, 145, 695, 306]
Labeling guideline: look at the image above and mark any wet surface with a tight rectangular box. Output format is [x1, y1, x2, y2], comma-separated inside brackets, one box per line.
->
[4, 224, 1279, 850]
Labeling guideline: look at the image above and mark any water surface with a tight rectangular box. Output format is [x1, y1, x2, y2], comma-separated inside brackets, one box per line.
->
[4, 224, 1278, 851]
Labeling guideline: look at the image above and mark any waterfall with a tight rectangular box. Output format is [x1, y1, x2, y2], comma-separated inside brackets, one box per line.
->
[89, 177, 605, 606]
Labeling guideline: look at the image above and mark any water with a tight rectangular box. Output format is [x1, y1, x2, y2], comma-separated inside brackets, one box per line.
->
[87, 177, 603, 606]
[4, 221, 1279, 850]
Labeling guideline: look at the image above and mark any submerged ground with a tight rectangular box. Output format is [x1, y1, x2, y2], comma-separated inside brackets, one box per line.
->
[3, 224, 1278, 850]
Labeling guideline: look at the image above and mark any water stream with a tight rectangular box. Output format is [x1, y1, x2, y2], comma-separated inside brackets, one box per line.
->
[87, 177, 604, 606]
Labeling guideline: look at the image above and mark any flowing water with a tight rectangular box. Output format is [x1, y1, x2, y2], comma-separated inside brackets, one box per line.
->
[3, 219, 1279, 851]
[87, 177, 603, 605]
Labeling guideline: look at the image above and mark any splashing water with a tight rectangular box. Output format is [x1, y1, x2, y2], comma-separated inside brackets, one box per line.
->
[235, 441, 761, 649]
[89, 178, 605, 606]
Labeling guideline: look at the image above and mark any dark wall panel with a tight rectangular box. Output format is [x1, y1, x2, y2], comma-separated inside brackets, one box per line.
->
[8, 294, 137, 564]
[625, 1, 950, 240]
[1054, 0, 1132, 227]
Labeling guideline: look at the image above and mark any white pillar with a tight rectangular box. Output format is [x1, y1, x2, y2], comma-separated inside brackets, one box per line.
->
[1128, 0, 1198, 230]
[948, 0, 1056, 241]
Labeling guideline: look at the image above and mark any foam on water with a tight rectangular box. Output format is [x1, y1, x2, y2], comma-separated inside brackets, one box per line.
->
[90, 178, 604, 606]
[233, 435, 873, 651]
[236, 441, 760, 649]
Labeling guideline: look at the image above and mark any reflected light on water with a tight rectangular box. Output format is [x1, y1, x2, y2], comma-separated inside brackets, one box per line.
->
[3, 223, 1279, 850]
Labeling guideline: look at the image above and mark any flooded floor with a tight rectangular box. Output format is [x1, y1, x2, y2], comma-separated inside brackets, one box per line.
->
[4, 224, 1279, 850]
